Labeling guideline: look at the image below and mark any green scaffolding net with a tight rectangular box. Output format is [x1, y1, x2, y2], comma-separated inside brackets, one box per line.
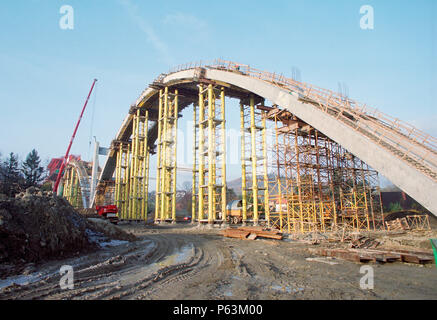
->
[431, 239, 437, 269]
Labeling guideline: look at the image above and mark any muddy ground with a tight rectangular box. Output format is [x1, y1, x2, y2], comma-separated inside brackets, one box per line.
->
[0, 223, 436, 300]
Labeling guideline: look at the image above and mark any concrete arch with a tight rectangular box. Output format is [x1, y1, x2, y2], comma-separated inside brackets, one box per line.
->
[97, 63, 437, 216]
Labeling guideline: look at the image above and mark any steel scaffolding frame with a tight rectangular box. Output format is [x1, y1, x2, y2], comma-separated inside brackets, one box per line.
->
[192, 102, 199, 222]
[113, 109, 151, 220]
[155, 87, 178, 223]
[62, 166, 83, 208]
[193, 84, 227, 224]
[62, 166, 82, 208]
[266, 106, 384, 233]
[114, 142, 130, 219]
[240, 96, 269, 225]
[267, 109, 292, 232]
[128, 109, 150, 220]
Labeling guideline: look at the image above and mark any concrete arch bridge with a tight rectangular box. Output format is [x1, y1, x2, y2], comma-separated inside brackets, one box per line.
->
[61, 59, 437, 233]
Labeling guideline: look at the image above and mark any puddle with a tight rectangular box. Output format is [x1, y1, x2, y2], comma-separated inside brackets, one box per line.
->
[224, 290, 233, 297]
[151, 243, 195, 269]
[117, 242, 195, 286]
[0, 270, 54, 290]
[175, 244, 195, 264]
[271, 283, 304, 294]
[271, 284, 292, 293]
[0, 239, 155, 291]
[99, 240, 129, 248]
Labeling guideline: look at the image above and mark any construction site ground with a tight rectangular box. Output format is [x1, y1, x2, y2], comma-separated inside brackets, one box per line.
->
[1, 222, 436, 300]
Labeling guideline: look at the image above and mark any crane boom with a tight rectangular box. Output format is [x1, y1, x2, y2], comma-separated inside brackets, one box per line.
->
[53, 79, 98, 193]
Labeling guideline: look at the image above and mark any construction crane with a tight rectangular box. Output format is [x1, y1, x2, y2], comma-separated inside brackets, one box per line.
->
[53, 79, 98, 194]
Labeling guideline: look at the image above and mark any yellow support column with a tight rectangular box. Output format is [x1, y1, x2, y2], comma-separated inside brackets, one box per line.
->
[220, 87, 227, 223]
[124, 146, 131, 220]
[114, 144, 121, 209]
[144, 146, 150, 220]
[62, 168, 69, 199]
[240, 102, 247, 223]
[249, 96, 259, 224]
[73, 168, 79, 207]
[160, 87, 169, 222]
[198, 85, 205, 222]
[192, 103, 198, 222]
[128, 117, 135, 219]
[120, 143, 126, 219]
[262, 111, 269, 225]
[171, 89, 179, 222]
[155, 90, 163, 223]
[138, 117, 144, 220]
[115, 144, 121, 215]
[141, 110, 149, 221]
[65, 167, 70, 202]
[133, 109, 141, 219]
[155, 87, 178, 223]
[69, 167, 75, 203]
[128, 117, 135, 220]
[207, 84, 214, 224]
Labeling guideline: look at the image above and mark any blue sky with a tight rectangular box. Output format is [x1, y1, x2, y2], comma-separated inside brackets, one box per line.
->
[0, 0, 435, 186]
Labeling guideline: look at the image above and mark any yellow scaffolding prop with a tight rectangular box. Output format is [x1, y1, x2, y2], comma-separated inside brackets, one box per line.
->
[114, 108, 151, 221]
[194, 84, 227, 224]
[240, 96, 268, 225]
[155, 87, 178, 223]
[128, 108, 150, 220]
[61, 165, 83, 209]
[192, 102, 198, 222]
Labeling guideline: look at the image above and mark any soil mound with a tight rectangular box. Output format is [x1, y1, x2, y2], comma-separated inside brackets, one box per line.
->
[0, 187, 135, 277]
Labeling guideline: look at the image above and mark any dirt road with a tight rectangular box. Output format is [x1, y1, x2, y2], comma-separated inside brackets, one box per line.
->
[1, 224, 436, 300]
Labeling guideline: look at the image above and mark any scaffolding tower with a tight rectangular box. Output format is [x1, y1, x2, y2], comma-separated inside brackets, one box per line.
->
[266, 106, 384, 233]
[155, 87, 179, 223]
[193, 84, 227, 224]
[114, 141, 130, 219]
[128, 109, 150, 220]
[240, 96, 269, 225]
[62, 166, 83, 209]
[114, 108, 150, 220]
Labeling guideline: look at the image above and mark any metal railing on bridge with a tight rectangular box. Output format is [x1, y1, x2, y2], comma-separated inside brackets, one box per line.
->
[157, 59, 437, 182]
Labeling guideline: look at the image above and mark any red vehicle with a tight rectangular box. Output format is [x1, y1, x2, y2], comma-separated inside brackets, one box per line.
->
[96, 205, 119, 224]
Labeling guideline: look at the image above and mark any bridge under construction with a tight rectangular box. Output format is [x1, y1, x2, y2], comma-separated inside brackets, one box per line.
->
[58, 59, 437, 233]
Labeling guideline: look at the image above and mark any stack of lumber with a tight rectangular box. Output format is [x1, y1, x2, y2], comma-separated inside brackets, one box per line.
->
[349, 236, 380, 249]
[220, 226, 283, 240]
[309, 247, 435, 265]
